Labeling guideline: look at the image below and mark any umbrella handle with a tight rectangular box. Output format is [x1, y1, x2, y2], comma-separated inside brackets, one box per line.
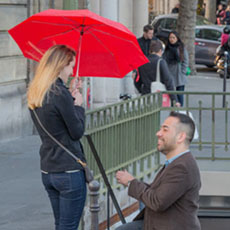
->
[76, 32, 83, 79]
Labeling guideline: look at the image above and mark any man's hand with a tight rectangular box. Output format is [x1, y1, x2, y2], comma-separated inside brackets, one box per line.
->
[116, 170, 135, 186]
[175, 102, 181, 107]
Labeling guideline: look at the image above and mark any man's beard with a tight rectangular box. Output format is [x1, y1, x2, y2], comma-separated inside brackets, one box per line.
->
[157, 139, 176, 155]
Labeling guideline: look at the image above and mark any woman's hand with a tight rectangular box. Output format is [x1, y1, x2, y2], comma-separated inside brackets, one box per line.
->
[72, 89, 83, 106]
[69, 78, 83, 106]
[175, 102, 181, 107]
[76, 78, 83, 89]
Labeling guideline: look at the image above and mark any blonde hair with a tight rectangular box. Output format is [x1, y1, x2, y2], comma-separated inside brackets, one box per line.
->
[27, 45, 76, 109]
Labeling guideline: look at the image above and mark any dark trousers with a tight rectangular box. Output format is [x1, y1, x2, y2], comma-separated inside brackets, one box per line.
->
[176, 85, 185, 106]
[42, 170, 86, 230]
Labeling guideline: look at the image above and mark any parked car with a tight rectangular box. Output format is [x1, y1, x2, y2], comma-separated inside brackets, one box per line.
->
[152, 14, 223, 67]
[195, 25, 223, 67]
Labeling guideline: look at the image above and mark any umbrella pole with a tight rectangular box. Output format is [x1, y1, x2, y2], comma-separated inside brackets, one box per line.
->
[85, 135, 127, 225]
[76, 32, 82, 79]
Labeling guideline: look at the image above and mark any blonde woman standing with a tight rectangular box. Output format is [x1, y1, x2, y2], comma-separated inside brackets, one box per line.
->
[27, 45, 86, 230]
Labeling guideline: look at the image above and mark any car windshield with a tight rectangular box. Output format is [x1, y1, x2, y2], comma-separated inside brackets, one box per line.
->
[196, 16, 213, 25]
[152, 15, 213, 27]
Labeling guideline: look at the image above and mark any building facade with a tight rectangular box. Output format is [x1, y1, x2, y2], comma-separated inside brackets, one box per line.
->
[1, 0, 225, 141]
[149, 0, 224, 23]
[0, 0, 149, 141]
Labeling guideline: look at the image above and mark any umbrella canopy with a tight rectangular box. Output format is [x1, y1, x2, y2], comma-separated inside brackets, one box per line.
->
[8, 9, 148, 78]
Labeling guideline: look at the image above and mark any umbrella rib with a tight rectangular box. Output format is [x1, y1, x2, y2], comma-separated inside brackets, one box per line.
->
[37, 28, 77, 43]
[58, 15, 85, 29]
[25, 50, 40, 62]
[31, 20, 133, 44]
[87, 31, 121, 75]
[28, 41, 45, 56]
[31, 20, 82, 32]
[88, 32, 114, 55]
[88, 27, 138, 47]
[58, 15, 110, 34]
[87, 28, 140, 51]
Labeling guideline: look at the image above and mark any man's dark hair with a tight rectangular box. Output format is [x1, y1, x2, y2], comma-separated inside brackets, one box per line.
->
[169, 111, 195, 144]
[143, 24, 153, 33]
[149, 40, 163, 54]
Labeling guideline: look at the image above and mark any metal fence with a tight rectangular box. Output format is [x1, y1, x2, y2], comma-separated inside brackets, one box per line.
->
[82, 91, 230, 229]
[82, 93, 163, 192]
[161, 91, 230, 161]
[82, 91, 230, 190]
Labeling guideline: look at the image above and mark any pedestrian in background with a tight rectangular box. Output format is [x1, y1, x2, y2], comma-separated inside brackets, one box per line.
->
[132, 24, 158, 94]
[137, 24, 158, 57]
[115, 112, 201, 230]
[163, 31, 189, 106]
[200, 3, 206, 17]
[221, 26, 230, 46]
[171, 3, 179, 14]
[138, 40, 180, 107]
[216, 4, 226, 25]
[27, 45, 87, 230]
[224, 5, 230, 25]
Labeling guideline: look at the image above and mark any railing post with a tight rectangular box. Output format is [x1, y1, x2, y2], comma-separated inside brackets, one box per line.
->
[89, 180, 100, 230]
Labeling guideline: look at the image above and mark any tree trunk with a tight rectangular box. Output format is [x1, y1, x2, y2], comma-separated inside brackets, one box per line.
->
[177, 0, 198, 75]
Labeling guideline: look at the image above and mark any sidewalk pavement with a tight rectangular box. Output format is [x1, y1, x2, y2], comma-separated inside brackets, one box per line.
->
[0, 70, 229, 230]
[0, 135, 53, 230]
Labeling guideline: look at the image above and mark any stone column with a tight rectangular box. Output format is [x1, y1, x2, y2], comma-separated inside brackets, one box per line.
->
[102, 0, 122, 105]
[118, 0, 136, 96]
[63, 0, 78, 9]
[118, 0, 133, 31]
[204, 0, 216, 23]
[91, 0, 122, 108]
[100, 0, 118, 19]
[133, 0, 148, 37]
[78, 0, 89, 9]
[88, 0, 100, 14]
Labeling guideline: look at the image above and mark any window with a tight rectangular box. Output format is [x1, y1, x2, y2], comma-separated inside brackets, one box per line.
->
[164, 18, 177, 30]
[156, 19, 166, 29]
[196, 16, 213, 25]
[195, 29, 202, 38]
[201, 29, 222, 41]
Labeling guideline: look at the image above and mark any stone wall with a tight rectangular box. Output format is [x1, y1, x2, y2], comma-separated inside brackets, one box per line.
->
[0, 1, 31, 141]
[0, 0, 150, 140]
[0, 0, 66, 141]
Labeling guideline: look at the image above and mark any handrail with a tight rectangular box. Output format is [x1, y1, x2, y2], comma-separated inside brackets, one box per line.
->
[83, 91, 230, 181]
[84, 91, 230, 229]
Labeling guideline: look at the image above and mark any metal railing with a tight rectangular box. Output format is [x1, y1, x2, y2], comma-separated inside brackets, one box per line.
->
[82, 93, 163, 193]
[84, 91, 230, 184]
[161, 91, 230, 161]
[84, 91, 230, 229]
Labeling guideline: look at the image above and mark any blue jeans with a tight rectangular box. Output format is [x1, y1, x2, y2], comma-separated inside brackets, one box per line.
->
[42, 170, 87, 230]
[176, 85, 185, 106]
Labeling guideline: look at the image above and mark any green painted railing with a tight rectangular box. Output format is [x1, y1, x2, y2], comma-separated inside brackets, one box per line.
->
[82, 91, 230, 191]
[82, 93, 162, 191]
[161, 91, 230, 161]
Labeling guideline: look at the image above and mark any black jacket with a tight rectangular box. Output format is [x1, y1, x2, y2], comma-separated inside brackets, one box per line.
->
[30, 78, 86, 172]
[138, 54, 177, 102]
[218, 39, 230, 58]
[138, 36, 158, 57]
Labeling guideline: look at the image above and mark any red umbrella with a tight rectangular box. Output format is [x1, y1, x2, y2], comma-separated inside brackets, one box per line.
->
[8, 9, 148, 78]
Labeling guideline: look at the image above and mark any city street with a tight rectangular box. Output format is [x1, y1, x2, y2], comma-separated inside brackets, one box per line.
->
[1, 1, 229, 230]
[0, 67, 229, 230]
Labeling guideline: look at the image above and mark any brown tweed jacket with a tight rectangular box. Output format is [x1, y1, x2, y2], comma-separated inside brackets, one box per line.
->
[128, 152, 201, 230]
